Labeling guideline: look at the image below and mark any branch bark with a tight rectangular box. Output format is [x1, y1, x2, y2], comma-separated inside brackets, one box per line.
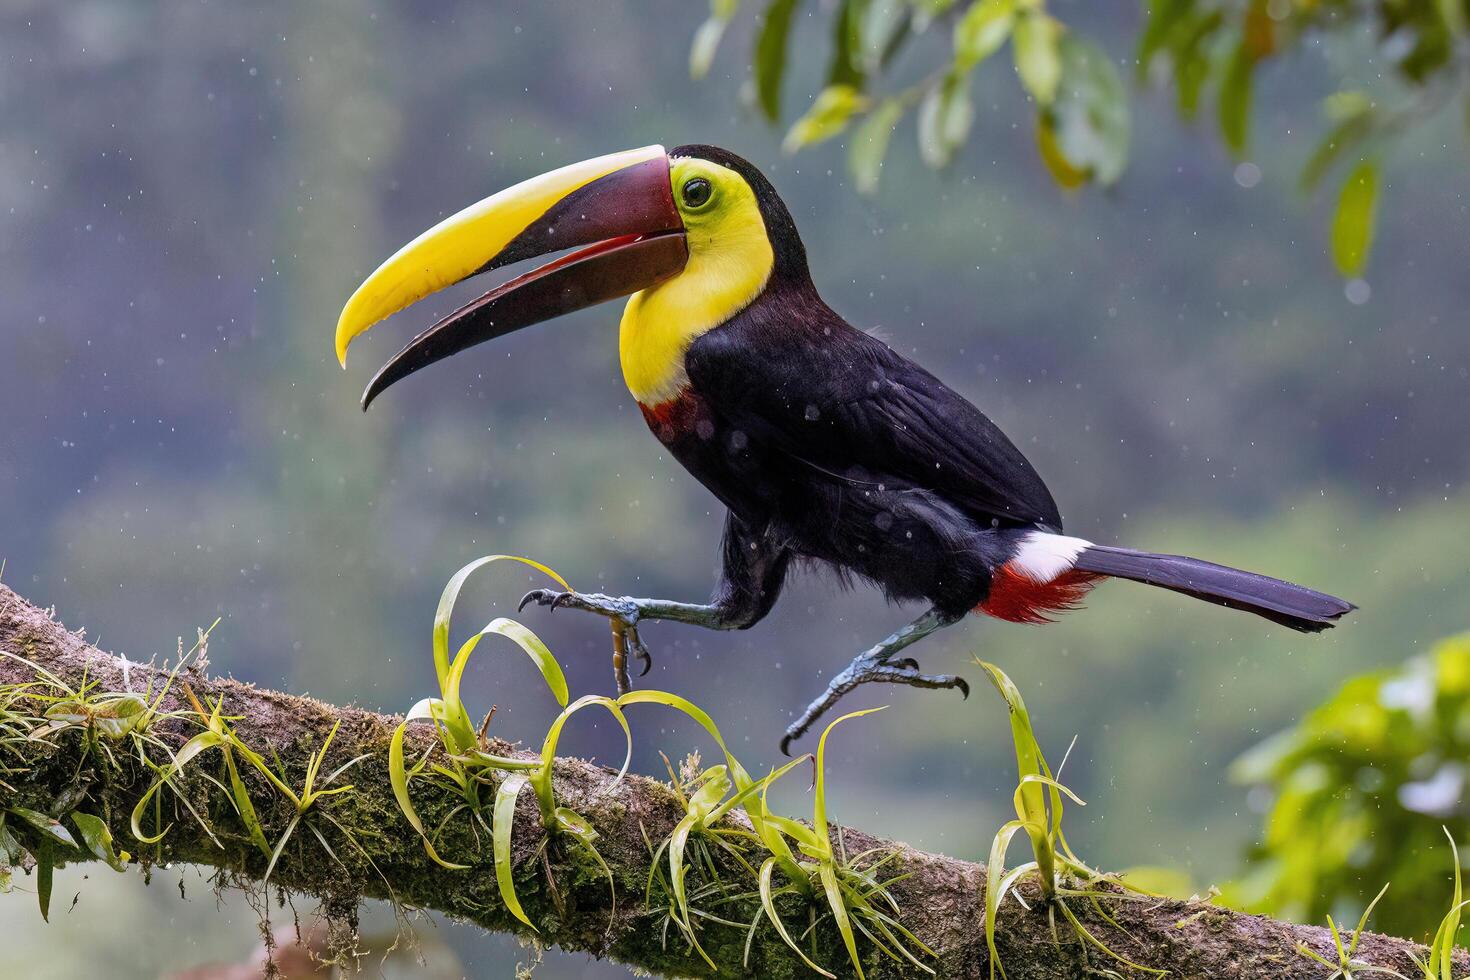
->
[0, 582, 1458, 979]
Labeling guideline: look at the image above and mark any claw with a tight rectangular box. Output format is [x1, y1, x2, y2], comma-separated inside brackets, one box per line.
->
[779, 732, 795, 757]
[622, 623, 654, 678]
[956, 676, 971, 700]
[516, 589, 544, 613]
[549, 591, 573, 612]
[890, 657, 920, 671]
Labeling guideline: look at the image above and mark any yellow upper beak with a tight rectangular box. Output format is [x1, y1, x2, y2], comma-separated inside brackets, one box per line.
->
[334, 144, 668, 367]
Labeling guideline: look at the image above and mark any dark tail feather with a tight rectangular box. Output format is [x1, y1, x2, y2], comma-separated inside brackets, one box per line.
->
[1073, 545, 1355, 633]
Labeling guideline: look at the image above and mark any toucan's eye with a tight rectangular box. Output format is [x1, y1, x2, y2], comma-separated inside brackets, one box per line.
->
[682, 177, 713, 209]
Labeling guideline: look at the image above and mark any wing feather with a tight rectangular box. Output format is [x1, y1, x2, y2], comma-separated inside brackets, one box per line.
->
[686, 309, 1061, 530]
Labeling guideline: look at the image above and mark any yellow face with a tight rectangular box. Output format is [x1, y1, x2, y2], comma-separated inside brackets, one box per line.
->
[619, 156, 775, 406]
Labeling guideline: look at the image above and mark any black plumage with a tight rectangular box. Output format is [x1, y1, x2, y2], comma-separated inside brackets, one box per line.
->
[630, 145, 1357, 650]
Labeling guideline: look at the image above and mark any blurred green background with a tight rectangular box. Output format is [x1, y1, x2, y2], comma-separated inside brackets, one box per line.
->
[1, 0, 1466, 976]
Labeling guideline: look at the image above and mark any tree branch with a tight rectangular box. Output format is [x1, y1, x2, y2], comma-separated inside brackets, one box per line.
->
[0, 582, 1457, 978]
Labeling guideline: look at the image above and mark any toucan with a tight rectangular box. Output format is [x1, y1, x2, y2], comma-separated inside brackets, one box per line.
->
[335, 144, 1354, 752]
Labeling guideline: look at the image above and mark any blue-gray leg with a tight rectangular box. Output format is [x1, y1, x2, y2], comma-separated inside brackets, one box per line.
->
[517, 590, 749, 693]
[779, 608, 968, 755]
[520, 512, 791, 694]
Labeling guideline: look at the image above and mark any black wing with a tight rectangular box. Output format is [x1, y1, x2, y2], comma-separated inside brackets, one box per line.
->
[685, 301, 1062, 530]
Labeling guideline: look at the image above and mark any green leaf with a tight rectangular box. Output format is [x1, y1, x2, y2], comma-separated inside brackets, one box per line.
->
[493, 772, 536, 930]
[828, 0, 869, 87]
[92, 694, 149, 739]
[36, 849, 52, 922]
[129, 730, 228, 845]
[976, 660, 1061, 889]
[755, 0, 802, 122]
[861, 0, 911, 72]
[1324, 90, 1372, 122]
[847, 98, 904, 194]
[667, 811, 701, 934]
[223, 748, 272, 861]
[1045, 34, 1130, 186]
[1331, 160, 1378, 277]
[812, 707, 885, 861]
[690, 0, 740, 79]
[10, 807, 80, 850]
[1218, 41, 1253, 156]
[1441, 0, 1468, 35]
[985, 825, 1035, 979]
[174, 730, 227, 769]
[533, 694, 632, 820]
[918, 73, 974, 169]
[433, 555, 569, 696]
[1136, 0, 1192, 72]
[954, 0, 1013, 72]
[1036, 112, 1088, 189]
[616, 688, 805, 882]
[71, 812, 129, 871]
[758, 856, 835, 977]
[388, 720, 468, 869]
[0, 817, 24, 865]
[553, 806, 617, 924]
[1426, 829, 1466, 979]
[1013, 13, 1062, 106]
[441, 617, 568, 754]
[1300, 106, 1374, 192]
[820, 860, 865, 979]
[783, 84, 867, 152]
[1173, 11, 1224, 119]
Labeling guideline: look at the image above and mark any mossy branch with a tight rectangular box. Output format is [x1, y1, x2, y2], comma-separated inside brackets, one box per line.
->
[0, 581, 1461, 979]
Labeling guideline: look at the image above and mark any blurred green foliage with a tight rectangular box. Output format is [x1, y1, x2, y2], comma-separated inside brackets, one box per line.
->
[3, 1, 1469, 975]
[1229, 633, 1470, 943]
[695, 0, 1470, 275]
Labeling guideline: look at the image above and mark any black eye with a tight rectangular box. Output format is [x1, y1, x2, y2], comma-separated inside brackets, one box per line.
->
[682, 177, 713, 208]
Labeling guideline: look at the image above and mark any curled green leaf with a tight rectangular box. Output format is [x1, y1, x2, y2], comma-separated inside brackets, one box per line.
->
[71, 811, 128, 871]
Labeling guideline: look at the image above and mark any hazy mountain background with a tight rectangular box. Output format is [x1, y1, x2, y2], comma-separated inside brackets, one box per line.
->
[1, 1, 1466, 975]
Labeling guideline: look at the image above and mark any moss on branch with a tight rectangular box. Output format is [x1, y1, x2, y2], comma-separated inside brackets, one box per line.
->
[0, 581, 1460, 979]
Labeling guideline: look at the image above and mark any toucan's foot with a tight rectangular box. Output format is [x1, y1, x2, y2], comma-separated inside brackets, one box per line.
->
[781, 660, 969, 754]
[518, 589, 655, 694]
[779, 607, 966, 755]
[519, 589, 641, 621]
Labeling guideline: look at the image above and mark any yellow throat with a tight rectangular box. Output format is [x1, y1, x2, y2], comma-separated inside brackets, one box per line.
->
[619, 157, 775, 406]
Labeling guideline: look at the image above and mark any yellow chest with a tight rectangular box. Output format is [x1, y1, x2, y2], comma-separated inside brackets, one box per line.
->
[619, 213, 774, 406]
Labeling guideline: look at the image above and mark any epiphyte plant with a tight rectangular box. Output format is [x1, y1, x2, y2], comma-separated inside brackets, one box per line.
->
[978, 659, 1161, 979]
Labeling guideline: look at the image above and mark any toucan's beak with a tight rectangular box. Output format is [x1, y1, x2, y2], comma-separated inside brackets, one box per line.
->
[335, 145, 687, 409]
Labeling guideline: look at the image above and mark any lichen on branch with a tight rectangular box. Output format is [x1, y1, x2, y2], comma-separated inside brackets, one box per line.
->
[0, 581, 1460, 979]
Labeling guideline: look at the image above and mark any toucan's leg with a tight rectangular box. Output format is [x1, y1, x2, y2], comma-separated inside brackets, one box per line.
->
[518, 512, 790, 693]
[780, 607, 967, 755]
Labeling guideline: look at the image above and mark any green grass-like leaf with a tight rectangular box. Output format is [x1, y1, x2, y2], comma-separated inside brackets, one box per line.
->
[493, 771, 536, 930]
[976, 659, 1163, 979]
[1295, 882, 1400, 979]
[388, 715, 468, 869]
[618, 688, 808, 886]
